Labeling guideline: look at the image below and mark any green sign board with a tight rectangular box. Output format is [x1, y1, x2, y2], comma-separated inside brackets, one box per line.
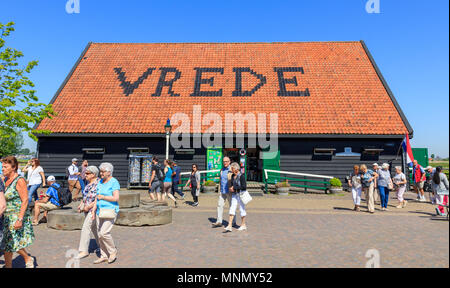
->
[206, 147, 223, 182]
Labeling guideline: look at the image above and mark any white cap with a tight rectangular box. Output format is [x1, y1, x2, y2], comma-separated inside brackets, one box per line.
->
[47, 175, 56, 182]
[72, 158, 78, 162]
[372, 163, 379, 167]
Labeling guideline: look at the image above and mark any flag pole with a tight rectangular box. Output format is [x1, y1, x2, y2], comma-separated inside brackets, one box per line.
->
[395, 133, 407, 161]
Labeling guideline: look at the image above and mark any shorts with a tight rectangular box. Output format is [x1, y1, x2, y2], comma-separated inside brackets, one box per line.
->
[150, 181, 161, 193]
[39, 202, 59, 212]
[414, 181, 424, 189]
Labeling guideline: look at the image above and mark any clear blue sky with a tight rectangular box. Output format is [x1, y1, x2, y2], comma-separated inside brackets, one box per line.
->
[1, 0, 448, 157]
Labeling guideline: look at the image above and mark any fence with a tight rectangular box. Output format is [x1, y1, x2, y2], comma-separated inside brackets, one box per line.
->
[263, 169, 334, 194]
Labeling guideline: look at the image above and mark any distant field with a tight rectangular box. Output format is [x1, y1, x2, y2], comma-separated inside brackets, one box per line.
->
[430, 161, 449, 178]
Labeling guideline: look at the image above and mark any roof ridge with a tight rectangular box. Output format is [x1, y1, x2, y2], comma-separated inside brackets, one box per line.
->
[89, 41, 362, 45]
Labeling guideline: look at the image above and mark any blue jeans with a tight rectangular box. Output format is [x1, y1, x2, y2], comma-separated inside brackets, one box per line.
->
[378, 186, 389, 208]
[172, 182, 184, 197]
[27, 184, 41, 204]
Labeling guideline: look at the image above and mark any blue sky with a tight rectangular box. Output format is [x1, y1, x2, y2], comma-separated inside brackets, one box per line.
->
[1, 0, 448, 157]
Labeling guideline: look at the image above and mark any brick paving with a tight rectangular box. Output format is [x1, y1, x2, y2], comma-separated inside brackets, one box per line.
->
[1, 192, 448, 268]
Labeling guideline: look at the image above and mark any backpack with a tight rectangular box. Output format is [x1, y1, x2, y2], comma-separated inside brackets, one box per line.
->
[155, 163, 165, 181]
[65, 166, 70, 179]
[51, 184, 72, 207]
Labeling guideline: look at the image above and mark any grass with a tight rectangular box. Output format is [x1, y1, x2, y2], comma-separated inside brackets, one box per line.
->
[430, 161, 449, 178]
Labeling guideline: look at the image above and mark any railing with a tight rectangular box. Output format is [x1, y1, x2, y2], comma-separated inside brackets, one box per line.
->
[263, 169, 333, 194]
[179, 169, 221, 190]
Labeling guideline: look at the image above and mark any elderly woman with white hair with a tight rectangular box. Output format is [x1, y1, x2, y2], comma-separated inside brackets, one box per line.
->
[393, 166, 408, 209]
[224, 162, 248, 232]
[377, 163, 393, 211]
[77, 165, 100, 259]
[92, 162, 120, 264]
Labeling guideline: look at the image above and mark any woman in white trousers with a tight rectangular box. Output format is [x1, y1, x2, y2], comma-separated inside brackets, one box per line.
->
[77, 166, 100, 259]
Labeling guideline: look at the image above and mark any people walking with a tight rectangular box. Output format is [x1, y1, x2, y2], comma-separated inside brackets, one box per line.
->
[360, 164, 378, 214]
[413, 160, 427, 202]
[1, 156, 35, 268]
[92, 163, 120, 264]
[77, 166, 100, 259]
[24, 158, 46, 205]
[393, 166, 408, 208]
[171, 161, 185, 200]
[372, 163, 381, 203]
[184, 164, 200, 206]
[432, 166, 449, 217]
[224, 162, 248, 232]
[212, 157, 234, 228]
[149, 157, 163, 201]
[377, 163, 393, 211]
[67, 158, 82, 201]
[348, 165, 362, 211]
[79, 160, 89, 191]
[162, 160, 177, 208]
[32, 176, 61, 225]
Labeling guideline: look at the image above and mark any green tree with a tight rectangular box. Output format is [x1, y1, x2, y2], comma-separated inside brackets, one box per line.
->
[0, 21, 54, 157]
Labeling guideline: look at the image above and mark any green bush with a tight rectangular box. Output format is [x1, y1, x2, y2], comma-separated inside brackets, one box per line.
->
[275, 181, 291, 188]
[329, 178, 342, 188]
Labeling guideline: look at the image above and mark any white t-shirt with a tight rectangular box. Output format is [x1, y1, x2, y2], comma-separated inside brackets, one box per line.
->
[68, 164, 79, 181]
[27, 166, 44, 186]
[393, 173, 406, 188]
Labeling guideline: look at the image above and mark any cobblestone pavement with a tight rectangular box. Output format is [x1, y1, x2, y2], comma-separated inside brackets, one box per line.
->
[1, 192, 448, 268]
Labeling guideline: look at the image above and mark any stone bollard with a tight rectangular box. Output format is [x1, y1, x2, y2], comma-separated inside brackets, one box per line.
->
[47, 208, 84, 231]
[115, 206, 172, 227]
[118, 190, 140, 208]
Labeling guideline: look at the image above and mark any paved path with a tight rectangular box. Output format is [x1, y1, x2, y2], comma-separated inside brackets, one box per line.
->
[1, 192, 448, 268]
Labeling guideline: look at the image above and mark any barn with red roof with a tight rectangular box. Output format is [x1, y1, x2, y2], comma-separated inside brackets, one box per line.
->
[35, 41, 413, 189]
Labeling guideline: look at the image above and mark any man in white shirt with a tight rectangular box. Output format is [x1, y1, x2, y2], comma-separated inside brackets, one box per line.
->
[68, 158, 82, 201]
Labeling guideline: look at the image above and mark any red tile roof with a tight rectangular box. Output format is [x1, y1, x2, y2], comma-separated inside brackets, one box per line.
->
[37, 42, 411, 135]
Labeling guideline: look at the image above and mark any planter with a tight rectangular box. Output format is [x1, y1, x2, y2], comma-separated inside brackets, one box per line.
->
[329, 187, 343, 194]
[202, 185, 217, 194]
[276, 187, 290, 196]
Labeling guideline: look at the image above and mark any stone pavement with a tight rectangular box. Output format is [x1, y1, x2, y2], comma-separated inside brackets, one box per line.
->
[1, 191, 448, 268]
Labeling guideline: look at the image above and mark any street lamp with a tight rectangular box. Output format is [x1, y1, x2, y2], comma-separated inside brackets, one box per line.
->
[164, 119, 172, 160]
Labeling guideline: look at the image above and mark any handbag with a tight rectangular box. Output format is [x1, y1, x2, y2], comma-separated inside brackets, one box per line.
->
[388, 180, 394, 190]
[98, 208, 117, 219]
[240, 190, 253, 205]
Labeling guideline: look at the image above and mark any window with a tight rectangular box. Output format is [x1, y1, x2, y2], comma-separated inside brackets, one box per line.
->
[82, 148, 105, 154]
[127, 147, 149, 154]
[312, 148, 335, 161]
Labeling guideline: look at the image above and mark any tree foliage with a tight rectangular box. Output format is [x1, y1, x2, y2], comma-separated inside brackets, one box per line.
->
[0, 21, 54, 157]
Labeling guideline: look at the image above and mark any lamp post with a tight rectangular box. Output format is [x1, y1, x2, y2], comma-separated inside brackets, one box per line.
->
[164, 119, 172, 160]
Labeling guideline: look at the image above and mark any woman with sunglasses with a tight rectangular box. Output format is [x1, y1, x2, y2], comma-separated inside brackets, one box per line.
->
[76, 166, 100, 259]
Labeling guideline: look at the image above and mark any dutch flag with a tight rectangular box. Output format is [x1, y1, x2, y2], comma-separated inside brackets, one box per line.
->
[402, 133, 414, 167]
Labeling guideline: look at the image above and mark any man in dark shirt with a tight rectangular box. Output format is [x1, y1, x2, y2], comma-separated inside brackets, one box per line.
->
[171, 161, 185, 200]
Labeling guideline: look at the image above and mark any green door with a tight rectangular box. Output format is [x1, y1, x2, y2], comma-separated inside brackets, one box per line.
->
[412, 148, 429, 167]
[262, 148, 281, 183]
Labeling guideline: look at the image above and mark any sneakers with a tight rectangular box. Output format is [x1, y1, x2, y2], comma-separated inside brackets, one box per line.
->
[192, 202, 199, 207]
[237, 225, 247, 231]
[223, 226, 232, 233]
[93, 257, 108, 264]
[25, 256, 35, 268]
[419, 197, 427, 202]
[211, 222, 222, 228]
[108, 251, 117, 264]
[396, 204, 403, 209]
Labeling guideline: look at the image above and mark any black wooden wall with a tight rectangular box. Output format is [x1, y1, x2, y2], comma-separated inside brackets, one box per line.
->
[37, 136, 404, 188]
